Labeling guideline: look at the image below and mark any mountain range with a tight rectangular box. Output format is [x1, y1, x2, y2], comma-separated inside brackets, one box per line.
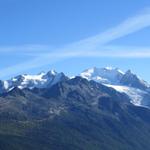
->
[1, 67, 150, 107]
[0, 67, 150, 150]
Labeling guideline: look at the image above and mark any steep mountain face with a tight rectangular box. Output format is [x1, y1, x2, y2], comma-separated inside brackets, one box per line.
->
[0, 70, 68, 94]
[120, 70, 149, 90]
[0, 77, 150, 150]
[80, 67, 150, 107]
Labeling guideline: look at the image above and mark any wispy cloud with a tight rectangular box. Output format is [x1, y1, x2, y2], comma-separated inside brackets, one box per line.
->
[1, 45, 150, 79]
[69, 8, 150, 49]
[2, 8, 150, 54]
[0, 45, 55, 54]
[1, 8, 150, 78]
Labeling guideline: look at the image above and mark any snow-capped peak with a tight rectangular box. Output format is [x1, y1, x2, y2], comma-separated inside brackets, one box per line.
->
[80, 67, 150, 90]
[22, 74, 46, 81]
[80, 67, 124, 84]
[46, 69, 57, 76]
[104, 67, 124, 74]
[0, 70, 68, 93]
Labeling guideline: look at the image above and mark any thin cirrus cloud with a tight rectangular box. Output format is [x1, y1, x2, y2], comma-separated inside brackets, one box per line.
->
[0, 45, 55, 54]
[1, 8, 150, 78]
[1, 7, 150, 54]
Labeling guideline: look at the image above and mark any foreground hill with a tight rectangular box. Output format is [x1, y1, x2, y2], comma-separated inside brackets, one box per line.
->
[0, 77, 150, 150]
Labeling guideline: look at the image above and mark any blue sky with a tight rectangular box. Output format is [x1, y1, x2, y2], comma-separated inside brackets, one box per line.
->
[0, 0, 150, 82]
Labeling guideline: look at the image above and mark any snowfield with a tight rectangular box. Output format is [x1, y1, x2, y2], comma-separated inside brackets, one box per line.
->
[104, 84, 147, 106]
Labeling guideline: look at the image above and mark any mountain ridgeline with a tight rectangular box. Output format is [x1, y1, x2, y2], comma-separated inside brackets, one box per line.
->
[0, 67, 150, 150]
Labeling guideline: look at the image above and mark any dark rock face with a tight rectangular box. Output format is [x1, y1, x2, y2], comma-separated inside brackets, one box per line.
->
[0, 77, 150, 150]
[120, 70, 148, 90]
[0, 80, 5, 94]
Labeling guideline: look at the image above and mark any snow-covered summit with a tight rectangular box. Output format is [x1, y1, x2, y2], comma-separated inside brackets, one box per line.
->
[0, 70, 68, 93]
[80, 67, 149, 90]
[80, 67, 124, 84]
